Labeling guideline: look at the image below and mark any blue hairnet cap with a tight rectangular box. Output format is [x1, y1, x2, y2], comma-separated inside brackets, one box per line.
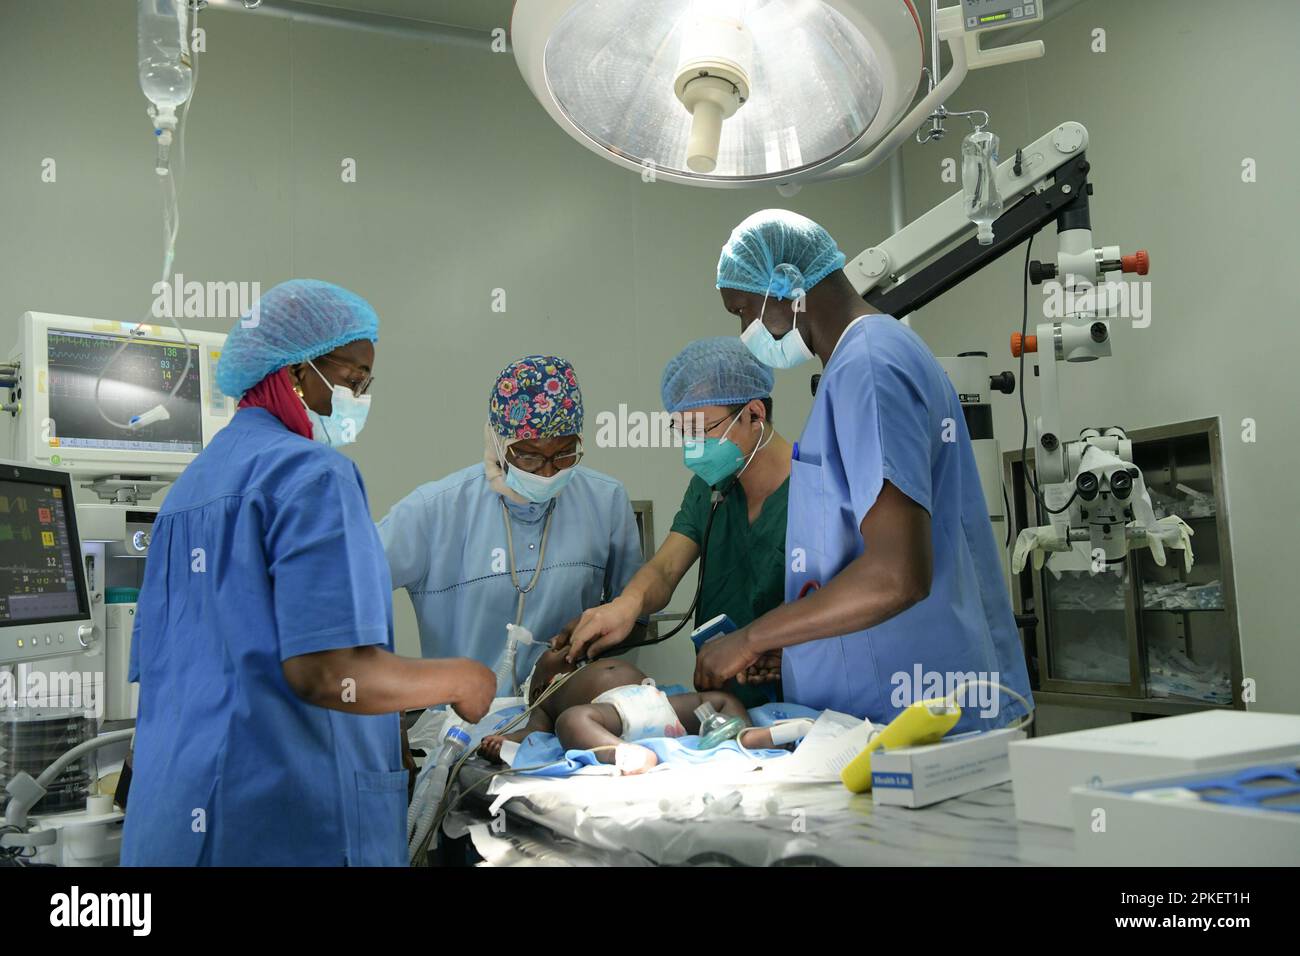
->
[661, 337, 774, 414]
[216, 279, 380, 399]
[716, 209, 846, 299]
[489, 356, 584, 439]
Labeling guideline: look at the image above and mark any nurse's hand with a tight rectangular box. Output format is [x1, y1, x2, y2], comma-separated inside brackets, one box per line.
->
[694, 627, 760, 691]
[556, 595, 639, 663]
[451, 660, 497, 724]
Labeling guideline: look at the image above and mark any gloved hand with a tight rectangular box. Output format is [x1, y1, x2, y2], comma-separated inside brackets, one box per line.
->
[1141, 515, 1195, 572]
[1012, 525, 1067, 573]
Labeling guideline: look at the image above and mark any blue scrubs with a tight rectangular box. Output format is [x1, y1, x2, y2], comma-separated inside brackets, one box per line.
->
[785, 316, 1033, 734]
[123, 408, 405, 867]
[377, 465, 642, 692]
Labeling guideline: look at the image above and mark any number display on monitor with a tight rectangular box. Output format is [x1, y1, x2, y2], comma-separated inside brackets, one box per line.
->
[46, 330, 204, 454]
[0, 479, 86, 625]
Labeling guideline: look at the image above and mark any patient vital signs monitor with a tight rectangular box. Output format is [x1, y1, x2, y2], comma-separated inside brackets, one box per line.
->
[0, 462, 93, 666]
[1, 312, 233, 701]
[9, 312, 234, 479]
[47, 328, 204, 455]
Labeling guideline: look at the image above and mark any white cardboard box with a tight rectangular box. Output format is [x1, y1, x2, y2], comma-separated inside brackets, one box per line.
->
[1070, 757, 1300, 865]
[872, 727, 1024, 808]
[1010, 710, 1300, 828]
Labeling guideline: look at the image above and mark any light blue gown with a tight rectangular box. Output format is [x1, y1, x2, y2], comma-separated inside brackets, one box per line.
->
[784, 316, 1034, 734]
[124, 408, 405, 866]
[377, 465, 643, 692]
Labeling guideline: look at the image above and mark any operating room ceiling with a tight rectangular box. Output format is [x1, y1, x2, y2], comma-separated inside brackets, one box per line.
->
[282, 0, 516, 33]
[271, 0, 1091, 39]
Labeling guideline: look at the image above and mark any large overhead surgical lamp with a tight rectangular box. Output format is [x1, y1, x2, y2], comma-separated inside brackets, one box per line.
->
[511, 0, 1045, 189]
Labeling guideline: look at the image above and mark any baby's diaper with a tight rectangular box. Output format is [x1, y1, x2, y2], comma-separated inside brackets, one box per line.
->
[593, 681, 686, 742]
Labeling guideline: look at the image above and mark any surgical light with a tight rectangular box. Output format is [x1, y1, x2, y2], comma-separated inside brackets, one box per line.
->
[674, 1, 754, 174]
[514, 0, 922, 187]
[513, 0, 1046, 189]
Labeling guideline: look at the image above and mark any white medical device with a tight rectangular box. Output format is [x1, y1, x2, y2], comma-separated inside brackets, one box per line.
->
[937, 352, 1016, 576]
[511, 0, 1044, 189]
[0, 462, 95, 668]
[7, 313, 233, 482]
[3, 312, 234, 721]
[844, 121, 1176, 572]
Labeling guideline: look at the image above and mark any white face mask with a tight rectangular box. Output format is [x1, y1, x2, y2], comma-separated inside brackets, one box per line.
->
[740, 266, 814, 369]
[493, 433, 580, 503]
[741, 313, 815, 369]
[303, 360, 372, 447]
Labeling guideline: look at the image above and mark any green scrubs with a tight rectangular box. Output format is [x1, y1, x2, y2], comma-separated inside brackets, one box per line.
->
[670, 474, 789, 708]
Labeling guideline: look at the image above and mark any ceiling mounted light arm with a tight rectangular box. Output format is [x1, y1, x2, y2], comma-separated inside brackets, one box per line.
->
[514, 1, 1044, 189]
[815, 4, 1042, 181]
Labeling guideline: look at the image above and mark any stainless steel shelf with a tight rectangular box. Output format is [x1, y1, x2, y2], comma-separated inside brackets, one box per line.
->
[1033, 691, 1232, 717]
[1006, 417, 1243, 713]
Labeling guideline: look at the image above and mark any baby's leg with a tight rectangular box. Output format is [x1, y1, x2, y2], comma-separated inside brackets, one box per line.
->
[669, 691, 773, 747]
[554, 703, 658, 772]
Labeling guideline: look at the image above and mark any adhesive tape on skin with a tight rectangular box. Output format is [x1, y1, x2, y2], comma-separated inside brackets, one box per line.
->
[615, 743, 655, 774]
[769, 719, 815, 747]
[499, 740, 520, 767]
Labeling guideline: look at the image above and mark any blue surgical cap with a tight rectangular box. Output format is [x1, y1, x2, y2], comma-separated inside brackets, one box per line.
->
[216, 279, 380, 399]
[661, 337, 775, 414]
[716, 209, 846, 299]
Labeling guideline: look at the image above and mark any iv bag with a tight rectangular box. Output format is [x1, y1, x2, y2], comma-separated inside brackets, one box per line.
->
[138, 0, 192, 112]
[962, 129, 1003, 246]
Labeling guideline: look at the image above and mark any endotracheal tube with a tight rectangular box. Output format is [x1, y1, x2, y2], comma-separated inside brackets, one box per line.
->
[97, 1, 198, 432]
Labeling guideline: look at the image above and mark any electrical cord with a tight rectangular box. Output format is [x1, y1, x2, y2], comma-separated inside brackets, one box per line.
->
[1001, 479, 1013, 549]
[948, 677, 1035, 733]
[0, 825, 37, 867]
[592, 473, 738, 661]
[409, 662, 585, 866]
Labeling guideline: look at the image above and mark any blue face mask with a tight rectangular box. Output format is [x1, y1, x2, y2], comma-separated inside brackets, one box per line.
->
[681, 409, 772, 487]
[682, 410, 746, 486]
[740, 272, 815, 369]
[305, 360, 372, 448]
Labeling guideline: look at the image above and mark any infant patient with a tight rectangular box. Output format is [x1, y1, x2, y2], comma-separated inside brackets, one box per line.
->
[479, 646, 780, 774]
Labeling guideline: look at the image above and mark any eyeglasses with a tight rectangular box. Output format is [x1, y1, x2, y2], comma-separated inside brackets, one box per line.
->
[507, 443, 583, 474]
[316, 355, 375, 397]
[671, 411, 737, 441]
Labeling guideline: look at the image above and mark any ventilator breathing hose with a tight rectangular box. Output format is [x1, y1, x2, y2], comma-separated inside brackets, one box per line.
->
[410, 665, 583, 866]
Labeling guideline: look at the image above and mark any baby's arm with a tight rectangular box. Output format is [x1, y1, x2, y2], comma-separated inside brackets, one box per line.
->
[479, 708, 554, 763]
[554, 703, 659, 774]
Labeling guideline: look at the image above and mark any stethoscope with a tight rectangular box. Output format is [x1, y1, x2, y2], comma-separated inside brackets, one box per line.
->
[500, 498, 555, 627]
[498, 498, 555, 691]
[596, 420, 774, 658]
